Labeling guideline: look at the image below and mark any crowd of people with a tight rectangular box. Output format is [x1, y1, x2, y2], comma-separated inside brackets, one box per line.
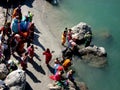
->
[47, 28, 84, 89]
[0, 5, 34, 72]
[0, 5, 85, 90]
[48, 26, 92, 89]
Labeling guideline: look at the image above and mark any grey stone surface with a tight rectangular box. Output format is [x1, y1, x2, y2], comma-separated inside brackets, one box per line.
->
[0, 64, 9, 80]
[4, 69, 26, 90]
[71, 22, 107, 68]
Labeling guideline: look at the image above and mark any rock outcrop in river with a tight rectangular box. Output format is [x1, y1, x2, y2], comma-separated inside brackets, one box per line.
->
[71, 22, 107, 68]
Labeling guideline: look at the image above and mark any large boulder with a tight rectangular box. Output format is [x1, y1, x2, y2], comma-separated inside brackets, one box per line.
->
[71, 22, 92, 43]
[79, 45, 107, 57]
[78, 45, 107, 68]
[70, 22, 107, 68]
[0, 64, 9, 80]
[4, 69, 26, 90]
[67, 80, 88, 90]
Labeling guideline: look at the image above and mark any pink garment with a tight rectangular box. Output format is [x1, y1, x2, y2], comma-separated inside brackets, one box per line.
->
[49, 71, 62, 81]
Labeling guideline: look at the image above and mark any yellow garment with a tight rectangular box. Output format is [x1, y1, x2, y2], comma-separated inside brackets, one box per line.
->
[61, 34, 66, 45]
[62, 59, 71, 70]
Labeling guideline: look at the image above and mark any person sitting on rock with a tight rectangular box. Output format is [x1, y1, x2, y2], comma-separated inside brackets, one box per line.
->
[84, 31, 92, 47]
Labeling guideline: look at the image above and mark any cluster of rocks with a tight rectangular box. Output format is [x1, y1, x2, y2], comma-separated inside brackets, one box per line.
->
[48, 80, 88, 90]
[0, 64, 26, 90]
[71, 22, 107, 68]
[47, 22, 108, 90]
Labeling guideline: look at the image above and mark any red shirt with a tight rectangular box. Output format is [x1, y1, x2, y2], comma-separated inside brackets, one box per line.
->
[43, 51, 52, 61]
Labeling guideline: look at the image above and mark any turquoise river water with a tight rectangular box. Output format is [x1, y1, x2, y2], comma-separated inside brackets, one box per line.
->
[45, 0, 120, 90]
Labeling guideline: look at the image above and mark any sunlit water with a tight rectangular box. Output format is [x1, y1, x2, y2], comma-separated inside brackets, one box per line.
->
[44, 0, 120, 90]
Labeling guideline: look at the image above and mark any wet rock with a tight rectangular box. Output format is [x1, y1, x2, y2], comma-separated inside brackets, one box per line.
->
[48, 83, 61, 90]
[71, 22, 92, 43]
[46, 0, 59, 5]
[48, 80, 88, 90]
[0, 7, 5, 26]
[70, 22, 107, 68]
[78, 45, 107, 68]
[0, 64, 9, 80]
[79, 45, 107, 57]
[4, 69, 26, 90]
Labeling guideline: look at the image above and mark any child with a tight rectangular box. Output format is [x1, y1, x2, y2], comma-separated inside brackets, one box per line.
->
[27, 45, 34, 60]
[21, 52, 28, 70]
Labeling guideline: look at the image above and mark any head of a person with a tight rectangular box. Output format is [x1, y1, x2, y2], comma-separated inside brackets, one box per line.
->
[68, 29, 72, 32]
[18, 5, 21, 9]
[54, 58, 59, 64]
[31, 45, 34, 48]
[46, 48, 50, 53]
[64, 30, 67, 34]
[69, 69, 75, 74]
[25, 52, 28, 56]
[65, 27, 68, 31]
[28, 11, 30, 14]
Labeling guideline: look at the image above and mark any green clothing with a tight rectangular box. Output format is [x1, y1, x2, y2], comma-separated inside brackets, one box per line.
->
[28, 12, 33, 22]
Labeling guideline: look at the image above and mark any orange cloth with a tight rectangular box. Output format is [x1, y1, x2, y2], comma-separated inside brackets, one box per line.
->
[12, 8, 18, 18]
[62, 59, 71, 70]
